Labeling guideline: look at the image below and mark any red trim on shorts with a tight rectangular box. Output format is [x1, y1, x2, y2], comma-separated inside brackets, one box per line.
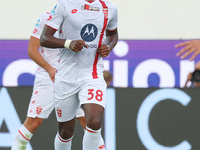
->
[58, 135, 72, 143]
[18, 130, 30, 141]
[86, 128, 97, 133]
[92, 0, 108, 79]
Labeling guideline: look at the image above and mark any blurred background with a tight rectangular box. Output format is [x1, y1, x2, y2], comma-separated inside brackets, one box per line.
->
[1, 0, 200, 149]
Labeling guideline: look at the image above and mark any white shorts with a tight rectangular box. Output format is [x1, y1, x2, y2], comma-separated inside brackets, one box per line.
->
[76, 107, 85, 118]
[54, 78, 106, 122]
[27, 72, 55, 119]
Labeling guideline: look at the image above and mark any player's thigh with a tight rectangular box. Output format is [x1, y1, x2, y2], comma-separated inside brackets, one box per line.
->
[76, 107, 85, 118]
[55, 94, 80, 122]
[27, 76, 55, 119]
[78, 80, 107, 108]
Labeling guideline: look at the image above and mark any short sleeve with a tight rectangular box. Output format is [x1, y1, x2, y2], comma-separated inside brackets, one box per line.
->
[31, 13, 47, 39]
[45, 0, 67, 30]
[107, 6, 118, 31]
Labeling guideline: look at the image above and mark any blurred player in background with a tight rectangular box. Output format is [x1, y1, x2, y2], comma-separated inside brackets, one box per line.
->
[175, 40, 200, 61]
[40, 0, 118, 149]
[11, 11, 59, 150]
[103, 70, 113, 87]
[11, 10, 105, 150]
[184, 61, 200, 87]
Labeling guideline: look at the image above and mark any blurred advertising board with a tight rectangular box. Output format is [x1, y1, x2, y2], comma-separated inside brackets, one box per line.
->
[1, 40, 200, 87]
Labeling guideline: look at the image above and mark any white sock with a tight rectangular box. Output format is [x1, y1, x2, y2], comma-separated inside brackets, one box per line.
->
[83, 126, 101, 150]
[11, 125, 33, 150]
[83, 129, 105, 150]
[98, 135, 105, 150]
[54, 132, 72, 150]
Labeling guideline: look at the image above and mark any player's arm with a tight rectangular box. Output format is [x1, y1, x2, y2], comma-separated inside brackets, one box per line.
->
[175, 40, 200, 61]
[28, 36, 56, 82]
[97, 28, 118, 57]
[40, 25, 88, 52]
[184, 72, 192, 87]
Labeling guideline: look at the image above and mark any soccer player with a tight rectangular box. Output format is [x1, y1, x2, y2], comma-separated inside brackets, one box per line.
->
[11, 11, 59, 150]
[40, 0, 118, 149]
[175, 40, 200, 61]
[11, 10, 105, 150]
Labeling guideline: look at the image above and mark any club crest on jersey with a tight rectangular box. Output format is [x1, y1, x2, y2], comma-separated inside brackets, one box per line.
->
[81, 4, 100, 11]
[57, 108, 62, 117]
[103, 8, 108, 19]
[81, 24, 98, 42]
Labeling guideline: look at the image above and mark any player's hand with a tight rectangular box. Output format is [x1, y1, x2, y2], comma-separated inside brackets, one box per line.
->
[175, 40, 200, 61]
[97, 44, 111, 58]
[46, 66, 56, 82]
[69, 40, 88, 53]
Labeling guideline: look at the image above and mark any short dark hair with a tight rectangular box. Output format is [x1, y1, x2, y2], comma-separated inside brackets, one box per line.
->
[192, 69, 200, 82]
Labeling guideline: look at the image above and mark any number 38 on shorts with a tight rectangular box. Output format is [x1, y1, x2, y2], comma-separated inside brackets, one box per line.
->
[87, 89, 103, 101]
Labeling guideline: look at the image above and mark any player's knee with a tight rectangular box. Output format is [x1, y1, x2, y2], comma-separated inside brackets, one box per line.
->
[24, 117, 43, 131]
[87, 118, 101, 130]
[31, 118, 43, 129]
[59, 126, 74, 139]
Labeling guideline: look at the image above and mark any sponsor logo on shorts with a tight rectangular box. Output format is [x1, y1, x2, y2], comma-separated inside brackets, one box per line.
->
[36, 106, 42, 115]
[57, 108, 62, 117]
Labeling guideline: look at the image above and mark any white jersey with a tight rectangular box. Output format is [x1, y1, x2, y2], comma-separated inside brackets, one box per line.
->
[31, 12, 60, 77]
[46, 0, 118, 82]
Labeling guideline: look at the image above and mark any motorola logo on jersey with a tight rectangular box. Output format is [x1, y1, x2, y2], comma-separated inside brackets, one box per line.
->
[81, 24, 98, 42]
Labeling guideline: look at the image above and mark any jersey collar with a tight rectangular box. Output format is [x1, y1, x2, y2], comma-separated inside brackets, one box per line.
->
[79, 0, 98, 4]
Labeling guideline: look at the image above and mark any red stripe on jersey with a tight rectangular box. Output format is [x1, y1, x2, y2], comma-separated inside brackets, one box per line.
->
[92, 0, 108, 79]
[92, 53, 99, 79]
[58, 135, 72, 143]
[18, 130, 30, 141]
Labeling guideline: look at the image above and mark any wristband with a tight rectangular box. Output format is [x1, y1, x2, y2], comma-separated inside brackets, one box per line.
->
[107, 44, 111, 49]
[64, 39, 72, 49]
